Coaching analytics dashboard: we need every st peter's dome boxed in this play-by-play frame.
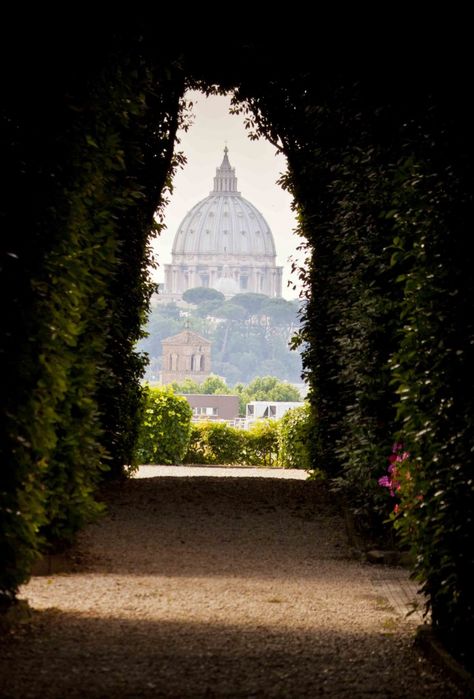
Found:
[164,149,283,298]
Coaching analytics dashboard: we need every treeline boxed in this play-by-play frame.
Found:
[139,289,303,384]
[168,374,301,416]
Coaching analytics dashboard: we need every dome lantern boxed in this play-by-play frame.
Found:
[212,146,240,194]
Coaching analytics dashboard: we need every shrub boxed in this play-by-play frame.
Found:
[245,420,279,466]
[135,387,192,464]
[184,419,284,467]
[184,421,244,465]
[183,423,210,464]
[278,404,314,470]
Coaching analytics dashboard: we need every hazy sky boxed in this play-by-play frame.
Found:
[152,90,302,299]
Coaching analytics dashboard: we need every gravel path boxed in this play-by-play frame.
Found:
[0,473,462,698]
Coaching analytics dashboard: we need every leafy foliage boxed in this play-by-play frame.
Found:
[0,37,185,598]
[386,143,474,668]
[170,375,301,417]
[135,387,192,465]
[231,293,268,315]
[245,420,279,467]
[182,287,225,305]
[278,404,315,470]
[170,374,230,395]
[183,419,279,466]
[184,421,244,465]
[235,71,474,666]
[140,292,303,385]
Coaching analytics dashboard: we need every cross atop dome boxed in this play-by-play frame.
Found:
[222,144,230,165]
[212,146,240,194]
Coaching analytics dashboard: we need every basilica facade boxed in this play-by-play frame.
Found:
[164,148,283,298]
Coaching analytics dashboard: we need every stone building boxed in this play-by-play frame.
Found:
[164,148,283,298]
[161,329,211,385]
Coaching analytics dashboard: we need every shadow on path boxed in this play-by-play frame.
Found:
[0,476,462,698]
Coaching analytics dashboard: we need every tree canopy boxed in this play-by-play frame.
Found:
[139,293,303,385]
[170,375,301,416]
[182,287,224,305]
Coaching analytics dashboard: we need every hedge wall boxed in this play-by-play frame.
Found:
[235,69,474,667]
[2,31,473,670]
[0,36,185,600]
[183,420,280,467]
[278,404,315,471]
[135,387,192,465]
[387,122,474,666]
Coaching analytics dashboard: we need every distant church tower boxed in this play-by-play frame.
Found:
[161,329,211,385]
[164,148,283,298]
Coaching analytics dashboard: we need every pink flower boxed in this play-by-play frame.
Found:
[394,504,400,514]
[392,442,403,453]
[378,476,391,487]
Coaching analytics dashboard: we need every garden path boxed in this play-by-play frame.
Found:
[0,469,462,698]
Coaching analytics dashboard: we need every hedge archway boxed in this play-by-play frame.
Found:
[1,30,473,668]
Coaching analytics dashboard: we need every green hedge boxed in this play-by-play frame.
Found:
[388,141,474,668]
[278,404,314,470]
[135,387,192,465]
[236,74,474,667]
[183,417,300,468]
[0,40,184,601]
[245,420,279,467]
[184,422,244,465]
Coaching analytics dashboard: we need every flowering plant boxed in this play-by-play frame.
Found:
[378,442,410,514]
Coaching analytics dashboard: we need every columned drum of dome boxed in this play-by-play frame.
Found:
[164,148,283,298]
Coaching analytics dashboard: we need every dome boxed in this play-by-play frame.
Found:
[171,148,277,258]
[164,149,283,298]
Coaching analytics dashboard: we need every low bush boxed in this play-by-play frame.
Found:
[245,420,279,466]
[135,387,192,464]
[183,421,244,465]
[184,416,295,467]
[278,404,315,469]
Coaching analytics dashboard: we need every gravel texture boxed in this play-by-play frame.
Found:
[0,472,463,698]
